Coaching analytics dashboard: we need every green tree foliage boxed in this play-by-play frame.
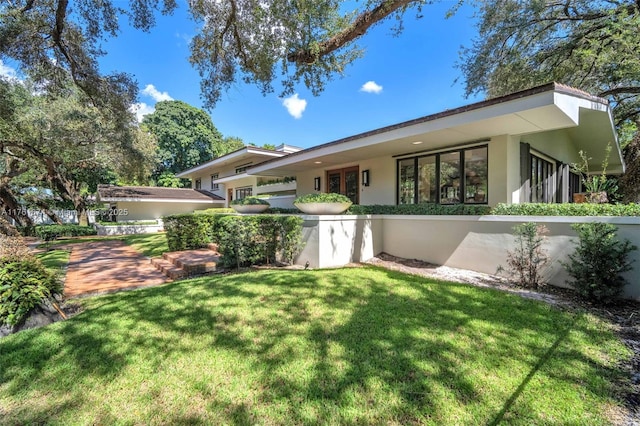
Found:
[142,100,240,182]
[460,0,640,200]
[2,0,431,110]
[0,78,155,225]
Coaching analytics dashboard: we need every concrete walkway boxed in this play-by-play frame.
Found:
[64,240,170,298]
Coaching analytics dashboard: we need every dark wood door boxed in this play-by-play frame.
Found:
[326,166,359,204]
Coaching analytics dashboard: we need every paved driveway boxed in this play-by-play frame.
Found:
[64,240,169,298]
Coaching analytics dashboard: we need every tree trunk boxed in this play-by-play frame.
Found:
[0,185,33,227]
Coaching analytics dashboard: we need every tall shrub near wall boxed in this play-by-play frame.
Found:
[217,215,304,269]
[163,213,233,251]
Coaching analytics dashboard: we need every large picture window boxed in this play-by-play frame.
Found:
[398,145,488,205]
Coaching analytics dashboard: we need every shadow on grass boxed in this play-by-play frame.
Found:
[0,266,625,424]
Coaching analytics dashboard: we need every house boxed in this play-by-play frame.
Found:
[96,185,225,222]
[248,83,623,206]
[176,144,301,209]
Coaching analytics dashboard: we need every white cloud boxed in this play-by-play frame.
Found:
[130,102,156,123]
[360,81,383,94]
[130,84,174,122]
[282,93,307,119]
[0,60,18,80]
[141,84,173,102]
[176,32,193,45]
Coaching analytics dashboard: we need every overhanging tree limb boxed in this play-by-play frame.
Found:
[287,0,416,64]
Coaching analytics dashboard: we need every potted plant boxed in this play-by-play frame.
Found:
[293,193,352,214]
[571,144,612,204]
[230,196,270,213]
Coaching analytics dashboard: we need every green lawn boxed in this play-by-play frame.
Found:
[0,267,629,425]
[121,233,169,257]
[36,233,169,258]
[35,249,71,279]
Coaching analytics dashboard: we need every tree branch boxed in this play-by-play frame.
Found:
[599,86,640,97]
[287,0,415,64]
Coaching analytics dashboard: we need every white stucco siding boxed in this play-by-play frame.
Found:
[522,129,581,166]
[294,156,395,205]
[358,156,396,205]
[114,201,216,221]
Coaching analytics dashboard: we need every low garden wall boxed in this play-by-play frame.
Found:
[94,221,163,236]
[295,215,640,300]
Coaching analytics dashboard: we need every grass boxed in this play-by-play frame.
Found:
[0,267,630,425]
[36,233,169,258]
[35,250,71,278]
[121,233,169,258]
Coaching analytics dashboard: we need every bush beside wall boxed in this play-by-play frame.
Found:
[217,215,303,268]
[164,213,233,251]
[491,202,640,216]
[164,212,304,268]
[348,204,492,215]
[35,224,97,241]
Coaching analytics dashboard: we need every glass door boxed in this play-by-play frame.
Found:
[326,166,359,204]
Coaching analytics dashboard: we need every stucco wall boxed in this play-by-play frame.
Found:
[260,195,296,209]
[295,156,395,205]
[115,201,215,221]
[295,215,383,268]
[522,129,581,166]
[296,214,640,301]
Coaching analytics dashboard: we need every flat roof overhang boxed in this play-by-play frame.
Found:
[249,85,623,176]
[176,147,286,178]
[100,197,225,203]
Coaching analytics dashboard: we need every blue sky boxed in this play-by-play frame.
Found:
[2,1,485,150]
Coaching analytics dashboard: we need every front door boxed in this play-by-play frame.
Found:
[227,188,233,207]
[327,166,359,204]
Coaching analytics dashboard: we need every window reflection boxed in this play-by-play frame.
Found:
[440,152,461,204]
[398,145,488,205]
[464,148,488,203]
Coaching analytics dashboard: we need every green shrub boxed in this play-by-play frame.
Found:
[295,193,352,204]
[348,203,491,215]
[0,259,62,326]
[164,214,220,251]
[491,202,640,216]
[194,208,236,215]
[502,223,549,289]
[231,196,270,206]
[218,216,261,268]
[266,207,300,214]
[563,222,637,304]
[35,224,97,241]
[217,215,304,269]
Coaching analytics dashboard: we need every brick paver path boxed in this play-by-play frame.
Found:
[64,240,169,298]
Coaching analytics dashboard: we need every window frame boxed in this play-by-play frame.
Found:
[396,144,488,205]
[194,178,202,190]
[235,186,253,200]
[211,173,219,190]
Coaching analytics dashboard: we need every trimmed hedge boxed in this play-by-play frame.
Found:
[217,215,303,268]
[348,204,492,215]
[35,224,97,241]
[194,208,236,215]
[491,202,640,216]
[164,213,234,252]
[164,212,304,267]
